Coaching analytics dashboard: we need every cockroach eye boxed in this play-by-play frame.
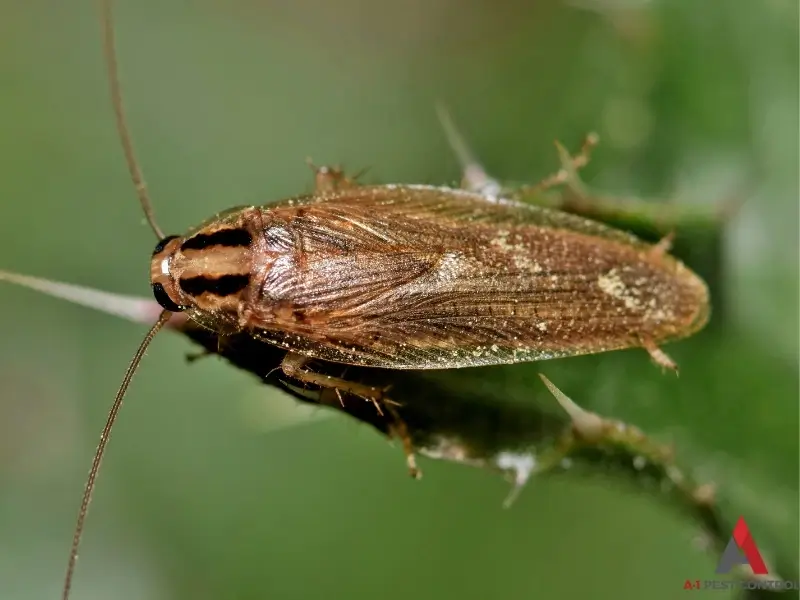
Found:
[151,282,186,312]
[152,235,180,256]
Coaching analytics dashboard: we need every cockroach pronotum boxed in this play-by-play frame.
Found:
[0,1,710,598]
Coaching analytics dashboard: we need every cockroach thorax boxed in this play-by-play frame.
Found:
[149,222,256,316]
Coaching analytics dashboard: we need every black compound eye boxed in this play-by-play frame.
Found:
[152,235,180,256]
[152,282,186,312]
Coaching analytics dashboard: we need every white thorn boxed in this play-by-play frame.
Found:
[539,374,605,442]
[0,270,162,324]
[435,102,502,197]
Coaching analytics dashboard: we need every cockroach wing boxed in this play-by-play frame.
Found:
[241,185,709,369]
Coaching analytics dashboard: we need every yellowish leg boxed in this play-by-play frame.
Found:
[648,231,675,258]
[523,133,599,194]
[280,352,420,477]
[185,332,232,363]
[185,349,213,363]
[281,353,387,405]
[306,159,366,192]
[641,337,678,373]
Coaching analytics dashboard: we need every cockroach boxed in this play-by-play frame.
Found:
[2,1,710,598]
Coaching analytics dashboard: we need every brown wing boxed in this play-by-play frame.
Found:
[241,185,708,369]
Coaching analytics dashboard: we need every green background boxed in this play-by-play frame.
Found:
[0,1,797,599]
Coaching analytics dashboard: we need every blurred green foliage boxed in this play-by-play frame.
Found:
[0,1,797,599]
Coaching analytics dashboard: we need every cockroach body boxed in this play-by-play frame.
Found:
[151,184,708,386]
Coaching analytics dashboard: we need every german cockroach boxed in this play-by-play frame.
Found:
[0,1,711,598]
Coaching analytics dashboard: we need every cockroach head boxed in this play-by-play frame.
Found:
[150,235,187,312]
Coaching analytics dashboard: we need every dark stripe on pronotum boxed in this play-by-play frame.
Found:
[152,235,180,256]
[179,274,250,297]
[180,228,252,251]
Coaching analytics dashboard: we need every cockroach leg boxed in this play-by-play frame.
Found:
[649,231,675,257]
[306,159,362,192]
[279,354,420,477]
[185,348,213,363]
[640,337,679,374]
[280,352,391,407]
[362,394,385,417]
[385,404,421,479]
[641,338,679,373]
[278,379,324,403]
[435,103,503,198]
[187,335,231,362]
[569,132,599,170]
[523,133,599,195]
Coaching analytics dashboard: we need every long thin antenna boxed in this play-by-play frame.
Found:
[62,310,172,600]
[100,0,164,240]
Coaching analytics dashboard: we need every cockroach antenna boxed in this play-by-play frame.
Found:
[61,310,171,600]
[62,2,173,598]
[100,0,163,240]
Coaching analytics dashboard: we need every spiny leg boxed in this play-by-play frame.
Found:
[185,331,233,363]
[280,352,420,477]
[185,348,213,363]
[281,352,388,408]
[306,158,367,192]
[640,337,679,374]
[648,231,675,258]
[522,133,599,195]
[384,404,421,479]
